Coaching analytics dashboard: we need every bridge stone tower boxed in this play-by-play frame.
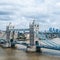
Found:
[6,23,15,47]
[6,26,10,42]
[29,20,39,46]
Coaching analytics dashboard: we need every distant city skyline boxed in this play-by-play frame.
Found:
[0,0,60,31]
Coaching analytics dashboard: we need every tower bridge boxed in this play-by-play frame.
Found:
[0,20,60,52]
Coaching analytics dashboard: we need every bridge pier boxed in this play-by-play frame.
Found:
[10,39,15,48]
[35,41,41,53]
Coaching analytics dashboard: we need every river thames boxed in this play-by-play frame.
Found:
[0,47,60,60]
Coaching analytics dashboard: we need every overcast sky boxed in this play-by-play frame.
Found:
[0,0,60,31]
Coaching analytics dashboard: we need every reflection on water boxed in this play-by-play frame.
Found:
[0,47,60,60]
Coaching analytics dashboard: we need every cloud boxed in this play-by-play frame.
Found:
[0,0,59,31]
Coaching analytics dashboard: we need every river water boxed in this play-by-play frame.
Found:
[0,47,60,60]
[0,38,60,60]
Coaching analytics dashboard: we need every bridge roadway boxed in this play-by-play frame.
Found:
[0,38,60,50]
[38,40,60,50]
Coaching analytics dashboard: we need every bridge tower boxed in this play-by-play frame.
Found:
[11,26,15,40]
[29,21,34,46]
[6,22,15,47]
[6,26,10,42]
[29,20,39,46]
[29,20,41,52]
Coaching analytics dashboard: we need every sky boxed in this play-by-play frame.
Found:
[0,0,60,31]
